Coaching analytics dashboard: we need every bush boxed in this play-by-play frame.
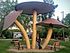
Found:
[2,30,13,39]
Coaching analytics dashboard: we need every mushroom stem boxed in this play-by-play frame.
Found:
[42,28,53,49]
[15,20,30,49]
[32,10,37,49]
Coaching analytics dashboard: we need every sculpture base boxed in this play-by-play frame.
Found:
[8,49,54,53]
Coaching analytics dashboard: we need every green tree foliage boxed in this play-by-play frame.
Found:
[42,0,58,20]
[43,0,54,4]
[62,13,70,26]
[2,29,13,39]
[17,14,32,30]
[61,13,70,36]
[0,0,17,19]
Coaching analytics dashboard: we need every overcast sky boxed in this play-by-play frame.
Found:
[17,0,70,20]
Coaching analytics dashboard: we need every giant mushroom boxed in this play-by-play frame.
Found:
[37,18,66,49]
[3,1,55,49]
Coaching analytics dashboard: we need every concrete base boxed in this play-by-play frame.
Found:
[8,49,54,53]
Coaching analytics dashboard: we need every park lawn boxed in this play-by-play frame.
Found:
[0,40,11,53]
[52,40,70,53]
[0,40,70,53]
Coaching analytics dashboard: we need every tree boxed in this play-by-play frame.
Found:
[17,14,31,30]
[57,16,60,21]
[2,29,13,39]
[61,13,70,37]
[42,0,58,20]
[62,13,70,26]
[0,0,17,19]
[43,0,54,4]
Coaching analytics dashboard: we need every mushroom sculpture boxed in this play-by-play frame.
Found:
[37,18,66,49]
[3,1,54,49]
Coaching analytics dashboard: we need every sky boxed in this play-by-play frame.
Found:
[17,0,70,20]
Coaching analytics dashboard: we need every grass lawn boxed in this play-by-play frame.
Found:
[0,40,11,53]
[0,40,70,53]
[53,41,70,53]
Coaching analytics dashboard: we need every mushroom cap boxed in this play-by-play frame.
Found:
[3,10,22,30]
[15,1,54,15]
[37,18,66,27]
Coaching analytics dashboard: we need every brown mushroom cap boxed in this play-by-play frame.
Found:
[37,18,67,27]
[3,10,22,30]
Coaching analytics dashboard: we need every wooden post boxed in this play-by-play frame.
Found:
[32,10,37,49]
[42,28,53,49]
[15,20,30,49]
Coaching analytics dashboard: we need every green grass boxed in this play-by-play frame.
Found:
[52,41,70,53]
[0,40,70,53]
[0,40,11,53]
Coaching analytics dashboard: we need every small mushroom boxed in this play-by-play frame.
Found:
[37,18,66,49]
